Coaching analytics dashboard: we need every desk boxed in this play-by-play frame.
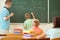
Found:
[23,38,50,40]
[0,34,7,36]
[0,34,50,40]
[1,37,50,40]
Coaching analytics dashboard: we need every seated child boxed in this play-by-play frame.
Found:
[30,19,43,36]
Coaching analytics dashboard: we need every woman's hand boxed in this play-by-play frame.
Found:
[31,12,35,19]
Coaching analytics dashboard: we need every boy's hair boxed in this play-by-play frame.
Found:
[5,0,12,4]
[53,16,60,28]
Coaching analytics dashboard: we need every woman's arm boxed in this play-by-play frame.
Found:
[31,12,36,19]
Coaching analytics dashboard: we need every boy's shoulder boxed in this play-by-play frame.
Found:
[46,28,60,33]
[1,7,8,12]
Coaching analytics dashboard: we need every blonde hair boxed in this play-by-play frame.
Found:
[33,19,40,26]
[34,19,40,23]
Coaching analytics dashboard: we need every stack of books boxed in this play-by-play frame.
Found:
[14,28,22,34]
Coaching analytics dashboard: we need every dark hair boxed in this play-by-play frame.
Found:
[53,16,60,28]
[5,0,12,4]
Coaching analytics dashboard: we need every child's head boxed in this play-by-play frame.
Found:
[5,0,12,8]
[53,16,60,28]
[25,13,31,19]
[33,19,40,26]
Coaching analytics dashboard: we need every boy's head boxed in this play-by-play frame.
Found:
[53,16,60,28]
[5,0,12,8]
[25,13,31,19]
[33,19,40,26]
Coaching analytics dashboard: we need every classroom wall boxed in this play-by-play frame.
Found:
[0,0,6,10]
[0,0,6,33]
[0,0,53,33]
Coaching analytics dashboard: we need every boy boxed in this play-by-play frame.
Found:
[0,0,14,34]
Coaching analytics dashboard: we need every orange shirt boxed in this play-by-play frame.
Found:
[33,26,43,34]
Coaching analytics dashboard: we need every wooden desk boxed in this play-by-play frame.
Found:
[0,34,50,40]
[23,38,50,40]
[1,37,50,40]
[0,34,7,36]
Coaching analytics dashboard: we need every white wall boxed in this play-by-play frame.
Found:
[9,23,53,33]
[0,0,6,11]
[0,0,6,33]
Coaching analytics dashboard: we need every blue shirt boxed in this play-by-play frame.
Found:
[46,28,60,39]
[0,7,10,30]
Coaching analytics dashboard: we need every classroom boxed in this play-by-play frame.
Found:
[0,0,60,40]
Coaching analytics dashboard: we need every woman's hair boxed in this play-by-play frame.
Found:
[53,16,60,28]
[25,13,30,16]
[25,12,31,19]
[5,0,12,4]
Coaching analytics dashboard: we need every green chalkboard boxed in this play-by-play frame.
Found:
[49,0,60,22]
[9,0,48,23]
